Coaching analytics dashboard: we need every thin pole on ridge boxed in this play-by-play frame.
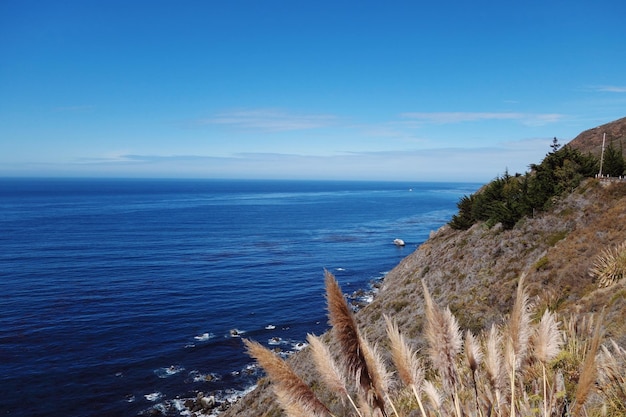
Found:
[599,132,606,177]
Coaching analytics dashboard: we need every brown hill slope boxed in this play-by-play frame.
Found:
[222,178,626,417]
[568,116,626,157]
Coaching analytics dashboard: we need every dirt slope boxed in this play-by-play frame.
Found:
[222,178,626,417]
[568,116,626,157]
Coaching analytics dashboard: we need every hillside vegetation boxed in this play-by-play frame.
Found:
[222,118,626,417]
[448,142,598,230]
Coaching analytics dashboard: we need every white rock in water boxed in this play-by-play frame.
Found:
[201,395,216,409]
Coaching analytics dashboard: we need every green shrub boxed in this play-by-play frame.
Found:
[547,230,568,246]
[534,256,550,271]
[449,145,599,230]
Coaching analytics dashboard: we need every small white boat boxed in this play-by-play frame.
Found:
[393,238,405,246]
[229,329,244,337]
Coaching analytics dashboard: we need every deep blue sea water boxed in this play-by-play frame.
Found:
[0,178,479,416]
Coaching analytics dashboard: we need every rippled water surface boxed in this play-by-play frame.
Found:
[0,178,479,416]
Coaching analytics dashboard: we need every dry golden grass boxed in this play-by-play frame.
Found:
[246,272,623,417]
[244,338,333,417]
[228,179,626,417]
[325,270,388,416]
[597,340,626,416]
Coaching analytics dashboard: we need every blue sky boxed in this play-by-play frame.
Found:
[1,1,625,182]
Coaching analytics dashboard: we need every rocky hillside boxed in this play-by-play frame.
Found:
[569,116,626,157]
[221,121,626,417]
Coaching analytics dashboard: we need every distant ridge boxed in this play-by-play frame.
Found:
[568,116,626,157]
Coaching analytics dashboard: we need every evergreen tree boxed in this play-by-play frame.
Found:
[550,137,561,153]
[449,143,599,230]
[602,141,625,177]
[448,194,475,230]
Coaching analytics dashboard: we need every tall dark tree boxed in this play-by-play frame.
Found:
[602,141,625,177]
[448,194,476,230]
[550,137,561,153]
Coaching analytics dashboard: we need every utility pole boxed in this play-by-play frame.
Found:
[599,132,606,177]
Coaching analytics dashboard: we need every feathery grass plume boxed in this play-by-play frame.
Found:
[359,335,393,405]
[533,309,563,417]
[505,274,532,417]
[465,330,483,373]
[385,315,419,387]
[307,333,363,417]
[589,240,626,287]
[597,339,626,415]
[484,324,505,415]
[572,310,605,416]
[505,273,532,372]
[534,309,563,364]
[423,380,443,415]
[325,270,387,417]
[421,280,462,391]
[465,330,484,417]
[384,315,428,417]
[273,385,323,417]
[421,279,463,417]
[243,338,333,417]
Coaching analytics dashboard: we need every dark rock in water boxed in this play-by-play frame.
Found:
[218,400,232,412]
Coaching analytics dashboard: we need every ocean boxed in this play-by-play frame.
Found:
[0,178,479,416]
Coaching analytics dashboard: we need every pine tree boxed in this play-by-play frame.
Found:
[602,141,625,177]
[550,137,561,153]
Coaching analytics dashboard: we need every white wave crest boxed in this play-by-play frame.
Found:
[194,332,214,341]
[144,392,163,401]
[154,365,185,378]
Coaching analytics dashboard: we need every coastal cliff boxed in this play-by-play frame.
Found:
[221,119,626,417]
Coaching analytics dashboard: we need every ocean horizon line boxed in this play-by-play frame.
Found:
[0,176,484,185]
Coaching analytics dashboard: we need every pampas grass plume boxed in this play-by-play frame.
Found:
[572,310,605,416]
[534,309,563,417]
[484,324,505,412]
[421,280,462,392]
[423,380,443,413]
[307,334,349,398]
[325,270,387,416]
[465,330,483,372]
[534,309,562,364]
[384,315,423,388]
[244,338,332,417]
[307,333,364,417]
[506,273,532,372]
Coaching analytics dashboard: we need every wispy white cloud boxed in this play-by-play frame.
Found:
[74,154,225,165]
[520,113,565,126]
[398,111,564,126]
[58,138,548,181]
[75,152,139,164]
[195,109,338,132]
[591,85,626,93]
[399,112,525,123]
[53,105,96,112]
